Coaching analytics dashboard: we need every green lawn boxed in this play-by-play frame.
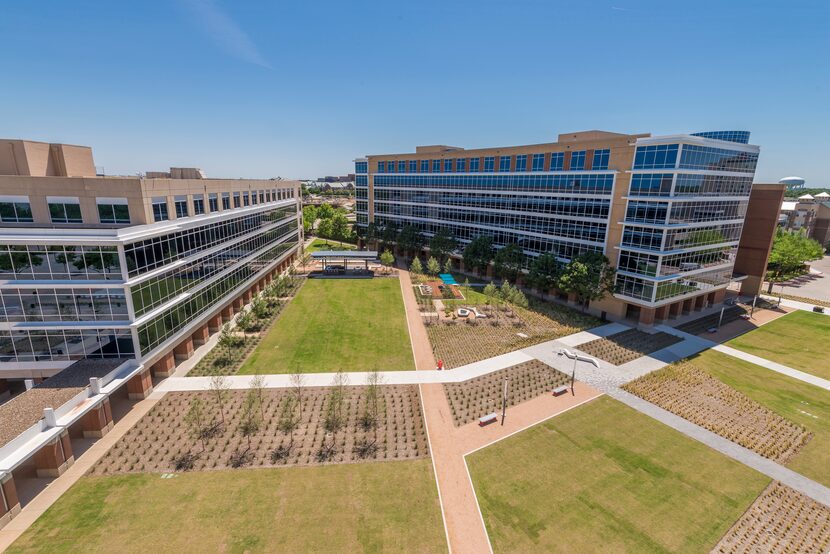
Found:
[8,460,446,554]
[689,349,830,487]
[306,238,357,252]
[467,396,768,553]
[239,278,414,373]
[727,310,830,380]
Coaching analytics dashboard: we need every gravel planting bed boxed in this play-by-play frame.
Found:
[712,481,830,553]
[443,359,570,426]
[90,384,429,474]
[623,362,812,464]
[578,329,683,365]
[426,304,594,369]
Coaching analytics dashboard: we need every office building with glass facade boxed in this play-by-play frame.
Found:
[355,129,759,324]
[0,139,302,383]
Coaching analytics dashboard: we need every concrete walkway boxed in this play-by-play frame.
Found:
[608,388,830,507]
[762,295,830,316]
[0,394,162,551]
[713,344,830,392]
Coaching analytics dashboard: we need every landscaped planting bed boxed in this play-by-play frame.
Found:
[712,481,830,554]
[443,359,570,426]
[578,329,683,365]
[623,362,812,463]
[90,384,428,474]
[426,304,595,368]
[188,275,307,376]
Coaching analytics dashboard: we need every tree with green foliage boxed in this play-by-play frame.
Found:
[316,203,335,220]
[429,228,457,263]
[527,253,563,293]
[410,257,423,274]
[184,397,207,452]
[397,225,424,261]
[209,375,230,425]
[426,256,441,276]
[558,252,616,310]
[766,229,824,292]
[276,394,300,456]
[494,243,524,282]
[317,218,334,246]
[330,212,350,246]
[302,205,317,235]
[380,249,395,273]
[238,389,261,450]
[249,373,266,421]
[463,235,495,275]
[381,223,399,251]
[443,258,453,274]
[365,222,379,249]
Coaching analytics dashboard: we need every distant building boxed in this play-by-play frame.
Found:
[779,176,806,190]
[779,193,830,246]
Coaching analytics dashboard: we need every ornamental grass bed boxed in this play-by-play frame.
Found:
[712,481,830,554]
[578,329,683,366]
[623,362,812,464]
[91,385,428,475]
[443,359,569,426]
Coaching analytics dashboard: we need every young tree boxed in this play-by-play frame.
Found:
[766,229,824,292]
[527,253,562,293]
[410,256,423,275]
[250,295,270,322]
[289,368,306,415]
[379,249,395,273]
[558,252,616,310]
[209,375,230,424]
[217,323,236,365]
[302,205,318,235]
[429,228,457,263]
[443,257,453,275]
[482,282,499,319]
[426,256,441,276]
[238,389,261,450]
[249,373,266,421]
[362,371,386,442]
[494,243,524,283]
[320,371,349,459]
[277,394,300,451]
[184,397,207,452]
[463,235,495,275]
[317,218,334,246]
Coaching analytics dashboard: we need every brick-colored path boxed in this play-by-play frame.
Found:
[398,267,603,553]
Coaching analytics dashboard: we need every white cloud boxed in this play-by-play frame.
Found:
[180,0,272,69]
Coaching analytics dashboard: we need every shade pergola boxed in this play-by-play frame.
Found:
[311,250,378,270]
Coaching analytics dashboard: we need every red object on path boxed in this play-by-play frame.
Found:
[437,359,444,370]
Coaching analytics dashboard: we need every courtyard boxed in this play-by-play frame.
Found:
[238,278,414,374]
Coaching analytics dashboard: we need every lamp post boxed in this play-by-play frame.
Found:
[559,349,600,395]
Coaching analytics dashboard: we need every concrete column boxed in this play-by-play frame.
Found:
[34,431,74,478]
[208,314,223,333]
[668,301,683,318]
[0,474,21,529]
[694,295,706,311]
[567,292,579,306]
[151,352,176,378]
[191,324,210,347]
[220,306,233,323]
[126,368,153,400]
[712,288,727,304]
[639,307,656,326]
[0,379,9,403]
[655,305,669,322]
[232,297,244,311]
[243,290,252,303]
[173,337,194,362]
[707,291,717,305]
[682,298,694,314]
[81,398,114,438]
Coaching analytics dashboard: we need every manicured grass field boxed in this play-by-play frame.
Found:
[306,238,357,252]
[727,310,830,379]
[238,278,414,373]
[690,349,830,487]
[467,396,768,553]
[8,460,446,554]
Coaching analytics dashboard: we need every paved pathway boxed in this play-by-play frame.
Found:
[713,344,830,392]
[0,394,162,551]
[762,294,830,316]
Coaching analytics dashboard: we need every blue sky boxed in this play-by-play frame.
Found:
[1,0,827,183]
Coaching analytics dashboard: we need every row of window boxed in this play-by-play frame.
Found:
[0,199,131,225]
[373,149,611,175]
[137,237,298,355]
[0,329,134,363]
[151,188,295,223]
[0,245,121,281]
[617,246,736,278]
[131,225,298,316]
[620,223,744,252]
[625,200,748,225]
[0,288,128,323]
[629,173,753,198]
[373,215,601,266]
[374,204,607,243]
[372,174,614,194]
[632,143,758,172]
[124,206,296,277]
[615,267,733,303]
[373,190,611,219]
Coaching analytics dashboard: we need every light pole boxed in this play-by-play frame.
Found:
[501,379,508,426]
[558,349,600,395]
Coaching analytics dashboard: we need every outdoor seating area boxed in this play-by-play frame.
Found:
[308,250,378,279]
[578,329,683,366]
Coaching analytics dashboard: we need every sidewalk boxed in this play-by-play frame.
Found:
[713,344,830,392]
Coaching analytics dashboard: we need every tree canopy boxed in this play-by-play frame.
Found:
[462,235,495,274]
[527,253,562,292]
[557,251,615,309]
[429,228,457,262]
[766,229,824,289]
[396,225,424,259]
[494,243,524,282]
